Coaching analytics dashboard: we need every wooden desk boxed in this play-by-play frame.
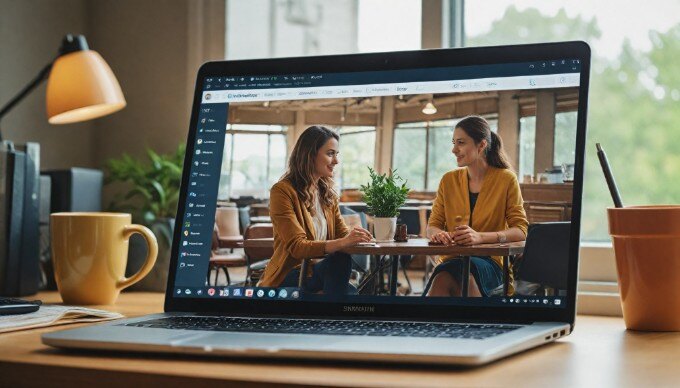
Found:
[2,292,679,387]
[244,238,524,297]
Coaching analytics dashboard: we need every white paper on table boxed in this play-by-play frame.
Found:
[0,304,124,334]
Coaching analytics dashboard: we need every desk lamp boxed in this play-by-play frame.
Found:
[0,34,125,140]
[0,34,125,296]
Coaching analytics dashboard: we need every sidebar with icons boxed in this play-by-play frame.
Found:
[174,102,228,291]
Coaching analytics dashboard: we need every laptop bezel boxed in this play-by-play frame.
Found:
[165,41,590,327]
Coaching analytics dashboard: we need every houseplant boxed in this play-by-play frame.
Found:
[359,167,410,242]
[105,144,185,291]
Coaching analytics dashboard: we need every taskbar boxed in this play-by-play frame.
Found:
[175,286,300,299]
[173,286,566,307]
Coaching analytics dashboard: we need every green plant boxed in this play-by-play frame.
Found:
[359,167,410,218]
[105,144,185,228]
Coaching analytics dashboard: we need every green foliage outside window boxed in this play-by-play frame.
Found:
[467,5,680,241]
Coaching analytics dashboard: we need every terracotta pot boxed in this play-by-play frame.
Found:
[608,206,680,331]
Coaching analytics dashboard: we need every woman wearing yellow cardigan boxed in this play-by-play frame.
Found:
[426,116,528,297]
[258,126,372,296]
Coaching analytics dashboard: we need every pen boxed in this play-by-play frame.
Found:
[596,143,623,208]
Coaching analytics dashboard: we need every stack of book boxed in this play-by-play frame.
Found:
[0,141,40,296]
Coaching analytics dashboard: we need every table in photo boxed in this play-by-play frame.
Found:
[243,238,525,297]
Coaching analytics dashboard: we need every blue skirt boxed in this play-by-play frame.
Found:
[423,256,503,297]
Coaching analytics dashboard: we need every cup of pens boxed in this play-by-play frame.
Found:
[598,143,680,331]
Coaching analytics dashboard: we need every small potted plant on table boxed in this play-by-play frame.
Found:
[360,168,410,242]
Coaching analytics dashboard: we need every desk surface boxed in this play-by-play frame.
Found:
[1,292,679,387]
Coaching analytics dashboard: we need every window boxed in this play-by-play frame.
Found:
[335,126,376,189]
[519,116,536,180]
[226,0,422,59]
[393,123,427,191]
[394,118,497,191]
[465,1,680,243]
[553,111,577,168]
[464,1,680,315]
[218,124,287,199]
[393,120,453,191]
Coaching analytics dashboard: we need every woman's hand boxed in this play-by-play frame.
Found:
[341,227,373,248]
[430,230,454,245]
[452,225,483,246]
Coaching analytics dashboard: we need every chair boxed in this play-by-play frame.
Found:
[242,224,323,289]
[340,205,370,272]
[514,222,571,296]
[243,223,274,285]
[208,223,247,286]
[422,207,447,290]
[396,207,424,294]
[238,205,251,234]
[215,207,243,249]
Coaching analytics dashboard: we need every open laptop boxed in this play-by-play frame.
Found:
[43,41,590,365]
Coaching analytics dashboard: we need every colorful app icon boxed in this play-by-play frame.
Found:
[245,288,254,297]
[256,289,265,297]
[207,288,215,296]
[279,289,288,298]
[268,289,276,298]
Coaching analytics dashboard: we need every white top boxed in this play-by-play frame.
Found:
[312,196,327,241]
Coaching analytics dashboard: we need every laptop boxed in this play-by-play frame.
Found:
[43,41,590,365]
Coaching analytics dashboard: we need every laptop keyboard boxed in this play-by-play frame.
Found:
[124,316,520,340]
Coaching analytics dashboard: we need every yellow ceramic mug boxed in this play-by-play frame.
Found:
[51,212,158,305]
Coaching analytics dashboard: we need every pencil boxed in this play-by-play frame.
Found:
[596,143,623,208]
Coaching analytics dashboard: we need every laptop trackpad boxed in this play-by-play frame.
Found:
[181,333,341,352]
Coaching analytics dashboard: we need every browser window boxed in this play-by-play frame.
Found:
[173,59,581,309]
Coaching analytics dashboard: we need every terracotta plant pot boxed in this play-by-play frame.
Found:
[608,206,680,331]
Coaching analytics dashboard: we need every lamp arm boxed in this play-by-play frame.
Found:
[0,60,54,142]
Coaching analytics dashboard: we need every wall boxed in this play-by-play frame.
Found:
[0,0,95,169]
[88,0,225,167]
[1,0,225,203]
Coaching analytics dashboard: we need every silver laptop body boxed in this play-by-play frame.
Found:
[43,41,590,366]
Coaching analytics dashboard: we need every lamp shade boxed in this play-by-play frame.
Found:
[422,101,437,115]
[46,50,126,124]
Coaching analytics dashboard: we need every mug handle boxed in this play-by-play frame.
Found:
[116,224,159,290]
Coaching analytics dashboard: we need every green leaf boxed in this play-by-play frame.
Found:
[360,167,410,217]
[104,143,184,227]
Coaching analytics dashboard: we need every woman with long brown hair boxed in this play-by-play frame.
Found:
[425,116,529,297]
[258,126,373,296]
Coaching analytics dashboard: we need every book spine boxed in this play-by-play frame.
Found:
[0,141,14,290]
[18,142,41,295]
[3,150,25,295]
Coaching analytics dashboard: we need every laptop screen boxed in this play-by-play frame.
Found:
[171,51,584,311]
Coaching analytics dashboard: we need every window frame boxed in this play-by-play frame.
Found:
[336,125,377,190]
[222,124,288,199]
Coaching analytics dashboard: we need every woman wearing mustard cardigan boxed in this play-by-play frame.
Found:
[258,126,373,296]
[425,116,528,297]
